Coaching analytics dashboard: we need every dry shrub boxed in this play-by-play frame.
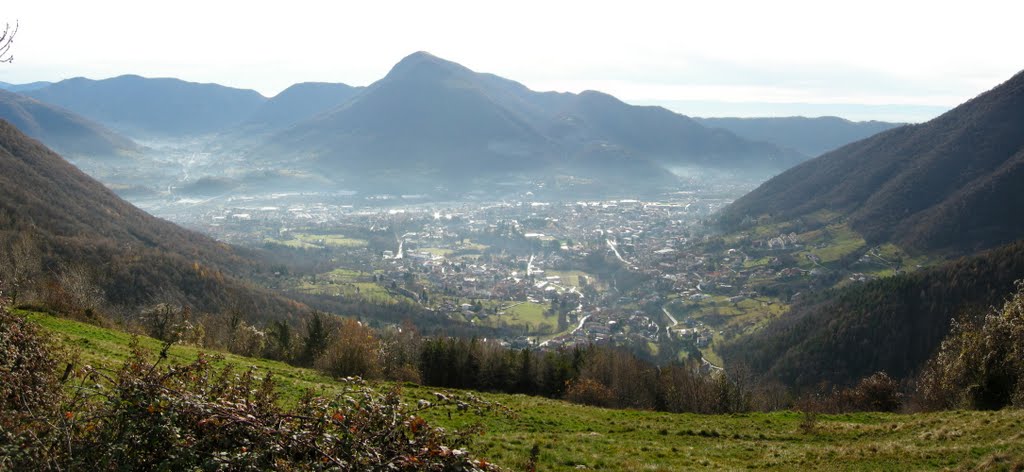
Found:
[315,318,382,380]
[916,280,1024,411]
[565,378,616,408]
[0,309,504,470]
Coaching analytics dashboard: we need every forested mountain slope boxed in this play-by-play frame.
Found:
[0,119,301,320]
[720,69,1024,256]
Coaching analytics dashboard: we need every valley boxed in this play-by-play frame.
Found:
[105,153,936,368]
[2,11,1023,467]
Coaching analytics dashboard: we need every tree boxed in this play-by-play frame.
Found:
[0,232,42,306]
[50,264,105,318]
[140,303,192,343]
[316,318,381,379]
[300,310,330,366]
[0,21,16,63]
[264,319,294,361]
[917,281,1024,410]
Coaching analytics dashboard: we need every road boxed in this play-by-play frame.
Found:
[661,306,679,339]
[702,357,724,373]
[538,313,592,348]
[606,239,627,264]
[662,305,722,372]
[571,314,592,335]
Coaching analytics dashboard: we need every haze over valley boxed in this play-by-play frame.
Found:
[3,2,1024,470]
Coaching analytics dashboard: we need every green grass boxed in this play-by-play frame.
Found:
[471,301,559,334]
[290,268,398,303]
[418,247,454,257]
[505,301,546,319]
[268,232,367,249]
[28,312,1024,471]
[667,296,789,368]
[26,311,344,403]
[457,240,489,252]
[544,270,593,289]
[797,224,867,266]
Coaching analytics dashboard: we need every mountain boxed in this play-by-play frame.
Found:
[263,52,556,178]
[694,116,903,157]
[241,82,363,131]
[258,52,804,191]
[722,240,1024,389]
[0,119,301,321]
[0,80,53,92]
[26,75,267,137]
[556,91,804,169]
[720,69,1024,255]
[0,89,138,158]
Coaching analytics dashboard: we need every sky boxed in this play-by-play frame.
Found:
[2,0,1022,122]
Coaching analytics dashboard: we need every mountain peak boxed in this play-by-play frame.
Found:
[402,50,440,61]
[384,51,470,81]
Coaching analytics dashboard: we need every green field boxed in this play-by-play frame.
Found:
[290,268,398,303]
[457,240,489,252]
[796,224,867,267]
[268,232,367,249]
[28,312,1024,471]
[417,247,455,257]
[499,301,557,333]
[468,300,559,334]
[545,270,593,289]
[668,296,788,366]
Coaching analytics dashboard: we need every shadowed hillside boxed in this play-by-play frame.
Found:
[722,239,1024,390]
[0,89,138,158]
[695,116,902,157]
[0,119,302,320]
[720,69,1024,256]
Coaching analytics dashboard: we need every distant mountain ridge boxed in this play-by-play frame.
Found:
[0,89,138,158]
[720,68,1024,255]
[242,82,363,131]
[695,116,903,157]
[257,52,806,190]
[25,75,267,137]
[0,80,53,93]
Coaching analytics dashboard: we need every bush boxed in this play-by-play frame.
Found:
[565,378,616,408]
[797,372,903,414]
[315,318,382,379]
[0,306,67,469]
[1,312,503,470]
[916,280,1024,410]
[0,307,62,414]
[845,372,902,412]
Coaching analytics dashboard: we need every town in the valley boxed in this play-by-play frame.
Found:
[133,176,918,368]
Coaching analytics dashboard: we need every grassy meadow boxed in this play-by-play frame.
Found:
[27,312,1024,471]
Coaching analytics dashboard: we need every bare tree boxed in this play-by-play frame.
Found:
[0,232,42,305]
[1,21,17,63]
[53,263,105,317]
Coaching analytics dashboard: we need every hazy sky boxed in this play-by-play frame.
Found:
[2,0,1022,122]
